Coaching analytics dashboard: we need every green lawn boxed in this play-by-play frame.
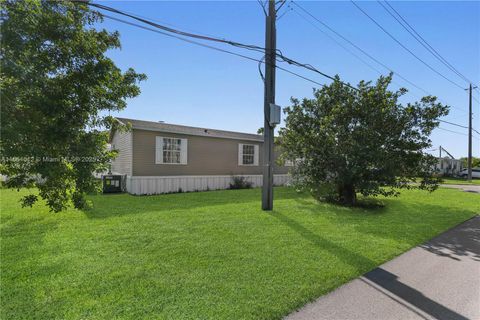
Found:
[1,187,478,319]
[440,177,480,185]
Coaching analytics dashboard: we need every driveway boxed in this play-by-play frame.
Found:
[285,216,480,320]
[441,184,480,194]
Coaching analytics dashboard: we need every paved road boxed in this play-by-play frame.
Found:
[441,184,480,194]
[285,216,480,320]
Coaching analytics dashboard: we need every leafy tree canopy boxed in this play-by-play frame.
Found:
[1,0,146,211]
[279,75,449,206]
[459,157,480,169]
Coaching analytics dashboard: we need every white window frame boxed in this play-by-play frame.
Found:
[284,160,294,167]
[238,143,259,166]
[155,136,188,165]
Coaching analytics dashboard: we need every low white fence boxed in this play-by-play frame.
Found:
[126,174,291,195]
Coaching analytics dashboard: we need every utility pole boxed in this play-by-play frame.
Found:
[467,84,473,181]
[262,0,276,210]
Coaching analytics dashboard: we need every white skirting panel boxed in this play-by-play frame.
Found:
[126,174,291,195]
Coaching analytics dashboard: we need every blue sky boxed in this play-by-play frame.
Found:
[97,1,479,158]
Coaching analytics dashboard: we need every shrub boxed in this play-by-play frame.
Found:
[229,176,253,190]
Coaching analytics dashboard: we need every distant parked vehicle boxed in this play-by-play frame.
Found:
[458,168,480,179]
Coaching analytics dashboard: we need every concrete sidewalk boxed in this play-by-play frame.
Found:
[285,216,480,320]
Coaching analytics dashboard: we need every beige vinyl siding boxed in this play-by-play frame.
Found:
[111,130,133,175]
[132,129,289,176]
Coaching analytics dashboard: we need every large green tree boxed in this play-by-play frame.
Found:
[279,75,449,206]
[459,157,480,169]
[1,0,146,211]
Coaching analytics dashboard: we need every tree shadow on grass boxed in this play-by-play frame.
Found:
[292,196,388,217]
[83,187,308,219]
[0,218,70,319]
[351,201,479,261]
[268,211,377,272]
[292,195,480,262]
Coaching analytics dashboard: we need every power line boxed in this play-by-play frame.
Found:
[99,4,227,41]
[276,0,288,14]
[289,4,447,103]
[101,14,326,88]
[437,127,480,140]
[290,4,434,101]
[379,1,474,85]
[84,1,472,105]
[78,1,357,90]
[87,1,478,141]
[290,0,469,115]
[277,4,293,21]
[290,1,424,95]
[351,1,466,91]
[106,13,479,139]
[290,5,385,77]
[83,2,268,54]
[439,119,480,135]
[257,0,267,16]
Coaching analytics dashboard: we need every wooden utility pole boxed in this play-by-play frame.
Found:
[262,0,276,210]
[467,84,473,181]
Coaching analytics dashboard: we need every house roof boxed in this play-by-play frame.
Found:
[116,118,264,142]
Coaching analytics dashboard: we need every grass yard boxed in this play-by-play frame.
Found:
[1,187,479,319]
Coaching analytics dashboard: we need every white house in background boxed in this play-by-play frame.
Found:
[435,157,463,176]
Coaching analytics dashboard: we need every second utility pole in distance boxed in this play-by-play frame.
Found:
[466,84,478,181]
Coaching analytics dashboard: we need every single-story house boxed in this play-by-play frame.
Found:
[110,118,291,195]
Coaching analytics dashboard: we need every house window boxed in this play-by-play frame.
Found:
[163,138,182,163]
[156,136,187,164]
[243,145,255,165]
[238,143,259,166]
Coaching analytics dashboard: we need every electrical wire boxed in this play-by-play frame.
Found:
[84,1,479,141]
[290,5,385,77]
[257,0,267,16]
[82,1,268,54]
[76,0,356,90]
[276,0,287,13]
[291,1,422,90]
[438,120,480,135]
[100,14,326,88]
[437,127,480,140]
[290,0,469,115]
[378,1,474,85]
[277,5,293,21]
[103,13,479,138]
[96,4,227,41]
[290,4,430,99]
[351,1,466,91]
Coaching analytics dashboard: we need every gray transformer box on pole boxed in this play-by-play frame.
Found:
[269,103,281,126]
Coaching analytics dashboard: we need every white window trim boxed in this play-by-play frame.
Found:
[238,143,259,166]
[284,160,294,167]
[155,136,188,165]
